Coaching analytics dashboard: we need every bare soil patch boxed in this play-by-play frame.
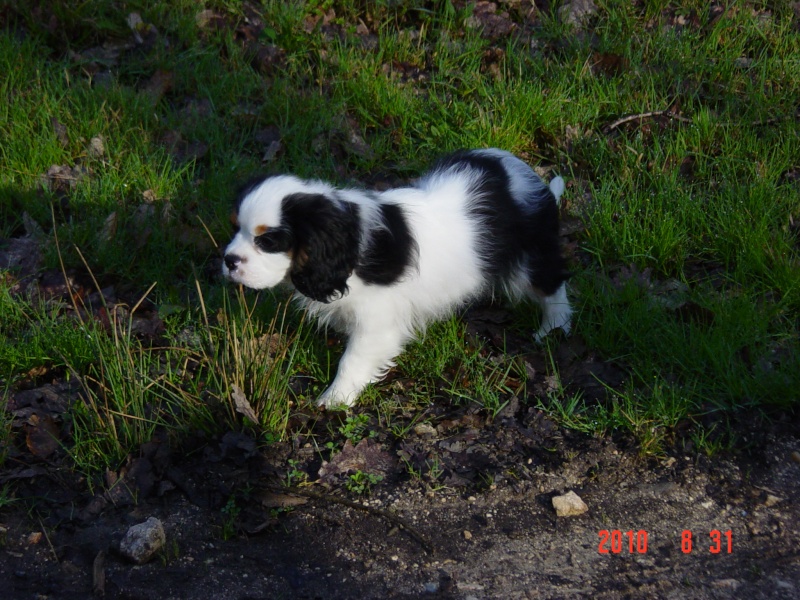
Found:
[2,382,799,599]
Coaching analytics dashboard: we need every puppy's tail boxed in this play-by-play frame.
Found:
[549,176,565,206]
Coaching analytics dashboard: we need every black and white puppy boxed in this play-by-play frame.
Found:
[223,149,572,407]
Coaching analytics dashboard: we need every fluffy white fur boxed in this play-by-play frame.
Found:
[223,149,572,407]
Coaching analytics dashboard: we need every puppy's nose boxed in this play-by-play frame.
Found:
[224,254,242,272]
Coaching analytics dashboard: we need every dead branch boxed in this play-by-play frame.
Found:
[606,110,692,132]
[266,485,434,554]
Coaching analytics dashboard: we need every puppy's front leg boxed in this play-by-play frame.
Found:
[317,325,406,408]
[533,282,573,342]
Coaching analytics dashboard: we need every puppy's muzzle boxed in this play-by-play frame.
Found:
[224,254,243,272]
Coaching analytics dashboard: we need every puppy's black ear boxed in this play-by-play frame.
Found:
[282,193,360,303]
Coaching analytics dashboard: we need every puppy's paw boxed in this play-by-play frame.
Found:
[316,386,357,409]
[534,320,571,343]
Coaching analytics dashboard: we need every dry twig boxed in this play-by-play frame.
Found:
[606,110,692,132]
[266,485,434,554]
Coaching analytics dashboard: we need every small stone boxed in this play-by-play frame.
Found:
[764,494,782,507]
[558,0,598,27]
[27,532,43,545]
[713,578,741,590]
[552,490,589,517]
[463,530,473,540]
[119,517,166,565]
[423,582,439,593]
[413,423,437,437]
[88,135,105,159]
[790,451,800,464]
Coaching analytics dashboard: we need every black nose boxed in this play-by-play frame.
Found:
[224,254,242,272]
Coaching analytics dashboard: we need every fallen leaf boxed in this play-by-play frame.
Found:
[100,211,118,242]
[25,413,61,458]
[257,491,309,508]
[232,384,259,423]
[40,164,89,192]
[247,43,286,75]
[51,118,69,147]
[159,130,208,163]
[342,116,375,161]
[218,430,258,463]
[319,438,394,483]
[465,2,517,40]
[10,384,72,415]
[0,236,42,280]
[142,69,174,102]
[128,311,165,338]
[195,9,226,30]
[262,140,282,162]
[591,52,629,76]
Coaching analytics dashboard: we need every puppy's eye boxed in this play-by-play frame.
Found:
[255,228,292,253]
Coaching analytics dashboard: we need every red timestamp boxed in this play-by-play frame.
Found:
[597,529,733,554]
[681,529,733,554]
[598,530,649,554]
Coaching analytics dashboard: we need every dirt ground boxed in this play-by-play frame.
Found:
[2,4,800,597]
[2,384,799,599]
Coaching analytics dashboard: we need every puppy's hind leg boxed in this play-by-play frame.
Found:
[532,282,572,342]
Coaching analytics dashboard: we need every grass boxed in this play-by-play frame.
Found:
[0,0,798,476]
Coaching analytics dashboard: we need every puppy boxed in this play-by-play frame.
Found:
[223,149,572,407]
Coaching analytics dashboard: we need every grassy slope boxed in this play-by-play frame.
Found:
[1,0,798,469]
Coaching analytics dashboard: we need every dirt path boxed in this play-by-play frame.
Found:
[2,412,798,599]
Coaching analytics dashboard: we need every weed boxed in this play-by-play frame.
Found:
[66,302,187,474]
[196,286,302,436]
[0,386,11,468]
[425,456,446,490]
[345,470,383,495]
[336,413,375,444]
[158,539,181,566]
[0,483,15,511]
[220,496,241,541]
[400,456,423,482]
[285,458,308,487]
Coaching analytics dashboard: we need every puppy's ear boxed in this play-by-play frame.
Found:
[282,193,360,303]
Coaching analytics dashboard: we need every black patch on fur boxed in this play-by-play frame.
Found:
[281,192,360,303]
[356,203,417,285]
[433,150,570,296]
[255,227,293,254]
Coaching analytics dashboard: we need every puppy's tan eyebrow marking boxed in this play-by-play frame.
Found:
[254,225,268,236]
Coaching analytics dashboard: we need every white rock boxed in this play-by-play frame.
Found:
[413,423,437,437]
[713,578,741,590]
[558,0,598,27]
[552,490,589,517]
[119,517,166,564]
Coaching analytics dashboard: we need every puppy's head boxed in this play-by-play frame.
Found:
[222,175,360,302]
